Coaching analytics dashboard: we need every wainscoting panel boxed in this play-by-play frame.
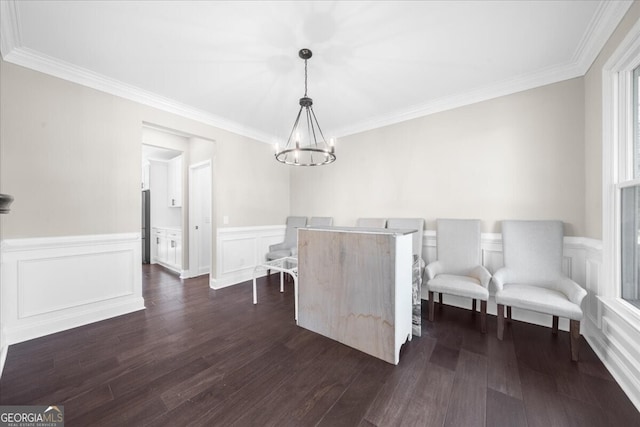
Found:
[220,236,257,275]
[1,233,145,349]
[602,314,640,366]
[18,250,134,318]
[481,249,504,275]
[211,225,285,289]
[585,258,602,328]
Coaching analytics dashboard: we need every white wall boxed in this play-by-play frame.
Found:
[0,63,141,238]
[290,78,586,236]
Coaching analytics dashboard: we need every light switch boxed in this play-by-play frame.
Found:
[223,216,229,225]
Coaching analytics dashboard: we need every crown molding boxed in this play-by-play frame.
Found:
[0,0,633,143]
[1,46,274,144]
[0,0,21,58]
[572,0,633,75]
[332,60,584,138]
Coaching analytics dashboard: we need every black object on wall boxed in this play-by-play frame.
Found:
[0,194,14,214]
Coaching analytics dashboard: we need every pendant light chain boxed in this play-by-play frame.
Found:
[304,58,308,97]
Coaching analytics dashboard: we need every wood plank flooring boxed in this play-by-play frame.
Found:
[1,264,639,426]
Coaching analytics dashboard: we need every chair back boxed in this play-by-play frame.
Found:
[436,219,482,276]
[356,218,387,228]
[309,217,333,227]
[283,216,308,247]
[387,218,424,259]
[501,220,564,283]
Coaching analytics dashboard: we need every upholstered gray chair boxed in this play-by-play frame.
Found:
[494,220,586,361]
[425,219,491,333]
[266,216,307,261]
[309,217,333,227]
[387,218,425,261]
[356,218,387,228]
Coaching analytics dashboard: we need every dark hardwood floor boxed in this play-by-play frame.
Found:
[1,264,639,426]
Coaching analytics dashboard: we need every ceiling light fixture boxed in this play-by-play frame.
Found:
[275,48,336,166]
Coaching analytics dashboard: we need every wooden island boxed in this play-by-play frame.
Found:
[297,226,415,365]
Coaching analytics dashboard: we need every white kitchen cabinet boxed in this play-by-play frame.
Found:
[167,229,182,267]
[167,155,182,208]
[141,161,150,190]
[152,227,182,273]
[153,228,168,265]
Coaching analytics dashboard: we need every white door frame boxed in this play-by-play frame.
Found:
[188,159,212,278]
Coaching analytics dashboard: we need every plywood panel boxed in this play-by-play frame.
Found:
[298,228,412,364]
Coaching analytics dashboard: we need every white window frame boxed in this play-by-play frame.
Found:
[602,18,640,323]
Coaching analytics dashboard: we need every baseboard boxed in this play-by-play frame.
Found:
[4,296,145,345]
[210,268,267,290]
[181,267,210,280]
[153,258,184,277]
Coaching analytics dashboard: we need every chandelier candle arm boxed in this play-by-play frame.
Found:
[275,48,336,166]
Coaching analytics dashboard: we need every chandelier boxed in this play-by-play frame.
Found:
[275,48,336,166]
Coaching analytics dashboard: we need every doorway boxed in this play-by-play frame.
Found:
[189,160,212,277]
[141,143,184,274]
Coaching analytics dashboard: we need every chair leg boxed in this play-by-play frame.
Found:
[570,320,580,362]
[428,291,435,322]
[480,300,487,334]
[552,316,559,335]
[472,299,477,313]
[497,304,505,340]
[438,293,443,305]
[506,306,512,322]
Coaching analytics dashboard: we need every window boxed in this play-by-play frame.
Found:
[603,22,640,314]
[619,66,640,308]
[621,185,640,307]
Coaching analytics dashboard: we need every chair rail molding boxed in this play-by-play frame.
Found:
[0,232,145,376]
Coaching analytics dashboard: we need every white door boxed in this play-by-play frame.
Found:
[189,161,211,276]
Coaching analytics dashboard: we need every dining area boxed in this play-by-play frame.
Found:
[251,215,587,365]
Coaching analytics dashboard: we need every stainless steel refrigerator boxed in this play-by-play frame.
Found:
[142,190,150,263]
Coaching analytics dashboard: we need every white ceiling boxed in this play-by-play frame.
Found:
[0,1,632,143]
